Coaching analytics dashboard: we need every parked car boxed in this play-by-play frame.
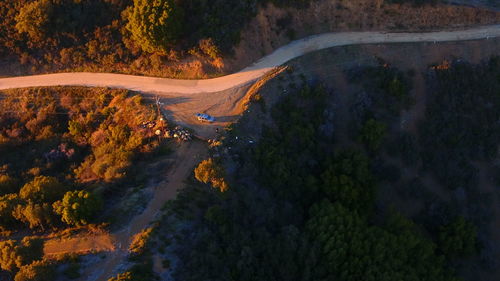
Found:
[195,113,215,122]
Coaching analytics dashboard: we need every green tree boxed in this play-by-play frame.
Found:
[53,190,102,226]
[359,118,387,151]
[19,176,65,204]
[321,150,374,211]
[438,217,477,258]
[15,0,53,41]
[306,200,456,281]
[125,0,184,53]
[14,260,55,281]
[13,203,55,230]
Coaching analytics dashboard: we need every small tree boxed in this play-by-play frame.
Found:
[129,227,153,256]
[53,190,102,226]
[13,203,55,230]
[194,158,229,192]
[125,0,184,53]
[359,119,387,151]
[19,176,65,204]
[0,194,23,229]
[15,0,53,41]
[438,217,477,258]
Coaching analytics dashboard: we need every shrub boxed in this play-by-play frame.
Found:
[0,194,22,229]
[0,237,44,272]
[19,176,65,204]
[108,272,133,281]
[194,158,229,192]
[12,203,55,230]
[129,227,154,256]
[14,260,55,281]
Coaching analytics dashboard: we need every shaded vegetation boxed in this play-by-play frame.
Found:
[420,58,500,190]
[154,81,462,281]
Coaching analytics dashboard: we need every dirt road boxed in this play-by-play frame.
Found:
[1,26,499,94]
[74,140,207,281]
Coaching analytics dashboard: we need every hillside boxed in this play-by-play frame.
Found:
[127,38,500,281]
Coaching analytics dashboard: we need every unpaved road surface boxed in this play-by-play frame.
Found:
[44,234,115,257]
[79,141,207,281]
[1,26,499,94]
[3,26,500,139]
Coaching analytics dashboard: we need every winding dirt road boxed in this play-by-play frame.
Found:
[1,26,500,94]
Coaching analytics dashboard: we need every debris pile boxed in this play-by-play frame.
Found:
[140,121,157,129]
[140,112,193,142]
[164,126,192,141]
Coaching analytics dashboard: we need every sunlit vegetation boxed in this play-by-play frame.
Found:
[125,0,184,54]
[0,237,44,272]
[0,0,316,77]
[194,158,229,192]
[14,260,55,281]
[108,226,158,281]
[0,87,158,233]
[129,227,154,257]
[52,190,103,226]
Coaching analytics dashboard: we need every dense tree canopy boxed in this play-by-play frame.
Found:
[126,0,184,53]
[438,217,477,258]
[420,58,500,190]
[307,201,455,281]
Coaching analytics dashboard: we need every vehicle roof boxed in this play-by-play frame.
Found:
[196,113,213,118]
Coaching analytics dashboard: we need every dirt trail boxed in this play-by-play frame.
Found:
[0,26,499,95]
[44,234,115,257]
[71,140,207,281]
